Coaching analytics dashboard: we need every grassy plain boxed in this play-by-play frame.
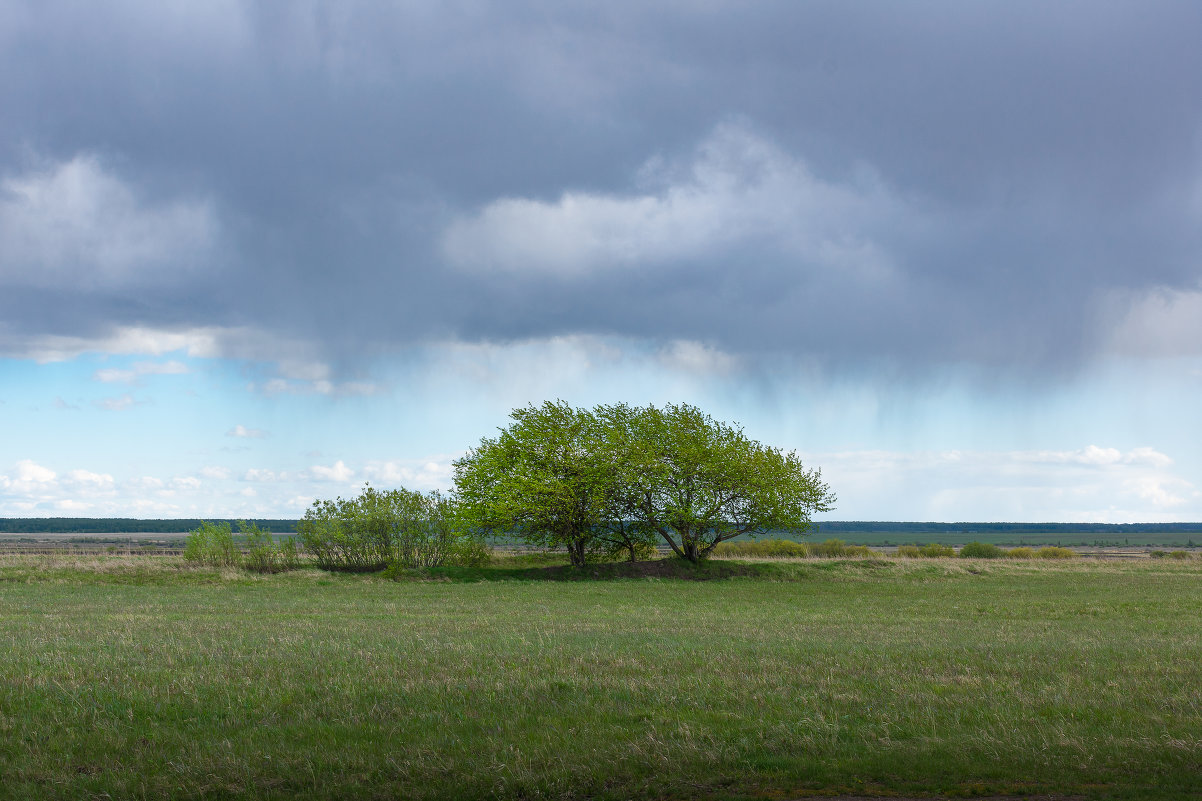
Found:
[1,554,1200,800]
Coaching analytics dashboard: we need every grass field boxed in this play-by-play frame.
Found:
[1,553,1200,800]
[813,530,1202,549]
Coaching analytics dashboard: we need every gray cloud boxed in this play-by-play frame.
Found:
[1,0,1199,380]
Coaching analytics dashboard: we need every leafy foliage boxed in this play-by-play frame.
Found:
[600,402,835,562]
[454,401,631,567]
[182,521,241,567]
[958,541,1004,559]
[241,521,300,573]
[455,401,835,564]
[298,485,479,571]
[1035,546,1075,559]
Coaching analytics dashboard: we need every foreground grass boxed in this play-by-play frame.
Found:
[1,555,1200,800]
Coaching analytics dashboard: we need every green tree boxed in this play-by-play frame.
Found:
[453,400,622,567]
[602,402,835,563]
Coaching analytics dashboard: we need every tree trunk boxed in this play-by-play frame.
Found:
[683,540,700,563]
[567,539,587,567]
[626,543,637,562]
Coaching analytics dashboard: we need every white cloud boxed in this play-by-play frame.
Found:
[242,468,278,482]
[811,445,1197,523]
[1104,288,1202,358]
[227,424,268,439]
[16,459,56,484]
[308,460,355,482]
[94,360,189,384]
[361,459,453,491]
[0,326,226,364]
[656,340,737,376]
[0,154,217,289]
[64,469,115,490]
[443,121,907,279]
[95,394,137,411]
[249,377,384,397]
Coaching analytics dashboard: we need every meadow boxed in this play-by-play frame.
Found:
[1,553,1200,800]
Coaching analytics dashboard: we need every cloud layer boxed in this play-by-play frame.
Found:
[0,1,1197,383]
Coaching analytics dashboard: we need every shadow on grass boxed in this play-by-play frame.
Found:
[393,557,901,583]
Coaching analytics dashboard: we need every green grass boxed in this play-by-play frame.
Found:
[1,554,1200,799]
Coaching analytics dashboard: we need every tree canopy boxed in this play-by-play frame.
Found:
[453,401,617,567]
[453,401,835,563]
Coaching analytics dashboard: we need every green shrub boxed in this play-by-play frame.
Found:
[809,538,848,557]
[1169,550,1190,560]
[183,521,241,568]
[919,543,956,558]
[842,545,878,557]
[714,539,809,558]
[300,485,485,572]
[1006,547,1034,559]
[451,538,494,567]
[959,541,1004,559]
[1035,546,1074,560]
[242,522,300,574]
[895,545,921,558]
[1150,550,1168,559]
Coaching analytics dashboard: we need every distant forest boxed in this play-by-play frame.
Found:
[0,518,298,534]
[1,518,1200,535]
[817,521,1202,534]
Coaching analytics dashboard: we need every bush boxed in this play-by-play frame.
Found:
[242,522,300,574]
[959,541,1004,559]
[895,545,921,558]
[842,545,878,557]
[1150,550,1168,559]
[1035,546,1074,560]
[713,539,809,559]
[919,543,956,558]
[1169,550,1190,560]
[810,539,848,557]
[183,521,241,567]
[1006,547,1034,559]
[299,485,486,571]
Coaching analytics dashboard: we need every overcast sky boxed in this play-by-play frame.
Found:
[2,1,1200,521]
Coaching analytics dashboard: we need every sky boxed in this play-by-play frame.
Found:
[2,1,1201,522]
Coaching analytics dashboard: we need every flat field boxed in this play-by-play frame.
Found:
[1,554,1200,800]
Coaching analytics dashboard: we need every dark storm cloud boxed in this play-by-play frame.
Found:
[1,1,1199,377]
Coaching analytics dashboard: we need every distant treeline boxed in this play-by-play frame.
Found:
[3,518,1201,535]
[0,518,299,534]
[815,521,1202,534]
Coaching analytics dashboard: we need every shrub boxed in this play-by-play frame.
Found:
[714,539,809,559]
[299,485,486,571]
[451,537,494,567]
[959,541,1004,559]
[842,545,878,557]
[1150,550,1168,559]
[1006,547,1034,559]
[1169,550,1190,560]
[242,522,300,574]
[183,521,241,568]
[810,539,848,557]
[895,545,921,558]
[919,543,956,558]
[1035,546,1074,560]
